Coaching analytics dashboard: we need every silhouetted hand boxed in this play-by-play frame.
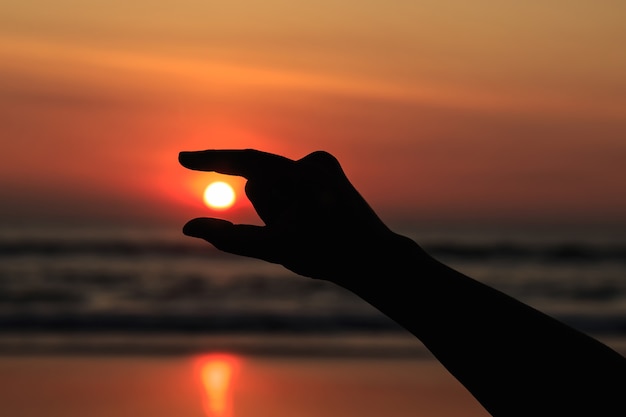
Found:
[179,148,626,417]
[179,149,419,284]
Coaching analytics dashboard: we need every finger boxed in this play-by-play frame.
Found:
[179,149,295,179]
[183,218,278,262]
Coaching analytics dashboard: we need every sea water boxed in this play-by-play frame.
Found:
[1,225,625,356]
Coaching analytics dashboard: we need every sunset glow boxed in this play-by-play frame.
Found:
[197,354,240,417]
[1,1,625,228]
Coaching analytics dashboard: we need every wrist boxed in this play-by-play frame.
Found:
[332,231,431,293]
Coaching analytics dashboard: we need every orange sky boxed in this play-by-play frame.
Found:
[1,1,625,229]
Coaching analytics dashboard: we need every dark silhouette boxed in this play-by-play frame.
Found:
[179,149,626,417]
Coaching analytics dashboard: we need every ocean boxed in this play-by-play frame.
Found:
[1,224,625,357]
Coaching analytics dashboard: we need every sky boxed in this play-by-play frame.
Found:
[1,0,625,230]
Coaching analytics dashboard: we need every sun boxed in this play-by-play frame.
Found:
[203,181,236,209]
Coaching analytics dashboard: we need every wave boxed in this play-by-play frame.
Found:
[2,238,626,263]
[0,312,401,334]
[1,310,624,337]
[425,242,626,263]
[0,239,211,258]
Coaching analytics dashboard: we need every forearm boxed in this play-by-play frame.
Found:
[343,236,626,416]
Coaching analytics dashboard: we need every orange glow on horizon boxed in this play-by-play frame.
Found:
[196,354,240,417]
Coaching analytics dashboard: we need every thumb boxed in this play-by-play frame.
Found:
[183,218,273,261]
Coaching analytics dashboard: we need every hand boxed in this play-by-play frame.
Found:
[179,149,417,284]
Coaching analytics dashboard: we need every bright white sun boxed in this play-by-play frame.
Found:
[203,181,235,209]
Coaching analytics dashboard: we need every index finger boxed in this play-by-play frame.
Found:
[178,149,295,179]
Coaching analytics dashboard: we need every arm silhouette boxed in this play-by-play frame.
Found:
[179,149,626,417]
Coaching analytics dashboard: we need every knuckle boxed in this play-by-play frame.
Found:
[299,150,342,172]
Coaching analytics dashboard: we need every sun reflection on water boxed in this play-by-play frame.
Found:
[196,354,241,417]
